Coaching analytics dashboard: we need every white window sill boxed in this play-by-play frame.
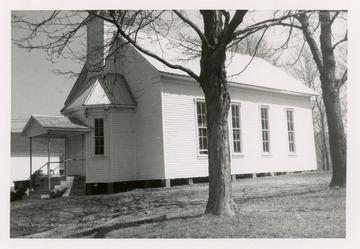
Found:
[232,153,245,158]
[91,155,107,160]
[288,153,297,158]
[197,153,208,159]
[261,153,272,158]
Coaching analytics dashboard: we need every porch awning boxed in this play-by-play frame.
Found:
[21,115,92,138]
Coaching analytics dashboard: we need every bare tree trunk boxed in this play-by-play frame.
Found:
[319,111,330,171]
[319,11,346,187]
[322,87,346,186]
[299,11,347,188]
[200,10,238,216]
[202,67,236,216]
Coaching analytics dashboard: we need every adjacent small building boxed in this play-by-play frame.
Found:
[21,17,318,194]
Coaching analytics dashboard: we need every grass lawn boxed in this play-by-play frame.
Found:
[10,171,346,238]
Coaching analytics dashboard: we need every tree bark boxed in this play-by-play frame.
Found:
[200,10,237,216]
[299,11,347,188]
[322,87,346,186]
[202,69,236,216]
[319,11,346,187]
[320,112,330,171]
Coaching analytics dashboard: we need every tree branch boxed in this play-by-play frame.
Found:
[89,11,201,83]
[220,10,230,28]
[296,12,324,74]
[332,30,348,50]
[330,11,340,24]
[173,10,211,49]
[233,10,309,38]
[228,27,268,79]
[335,69,348,90]
[223,10,247,44]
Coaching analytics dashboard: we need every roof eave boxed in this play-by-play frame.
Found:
[160,72,319,97]
[62,103,137,114]
[42,127,92,132]
[20,115,36,137]
[229,81,319,97]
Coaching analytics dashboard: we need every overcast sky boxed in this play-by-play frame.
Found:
[11,11,83,132]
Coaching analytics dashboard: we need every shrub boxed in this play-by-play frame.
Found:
[49,188,68,198]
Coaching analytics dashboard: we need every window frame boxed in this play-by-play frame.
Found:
[230,103,243,155]
[260,105,271,155]
[285,108,296,154]
[94,118,105,156]
[195,99,208,156]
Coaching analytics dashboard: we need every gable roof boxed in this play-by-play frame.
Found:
[135,37,318,96]
[63,65,89,110]
[21,115,92,138]
[62,71,137,112]
[66,22,317,111]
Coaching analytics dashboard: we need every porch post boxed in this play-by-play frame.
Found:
[65,139,68,177]
[48,134,51,190]
[29,137,32,189]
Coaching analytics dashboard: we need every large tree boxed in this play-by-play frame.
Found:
[253,10,347,187]
[294,11,347,188]
[13,10,340,216]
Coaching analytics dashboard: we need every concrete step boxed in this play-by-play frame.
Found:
[52,176,86,197]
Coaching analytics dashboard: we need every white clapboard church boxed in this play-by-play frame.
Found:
[22,16,318,194]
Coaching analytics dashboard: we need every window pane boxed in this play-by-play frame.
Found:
[286,110,295,153]
[196,101,208,154]
[99,146,104,155]
[95,118,104,155]
[231,105,242,153]
[263,141,269,153]
[260,107,270,153]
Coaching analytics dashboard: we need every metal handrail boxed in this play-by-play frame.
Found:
[27,161,63,180]
[52,159,73,173]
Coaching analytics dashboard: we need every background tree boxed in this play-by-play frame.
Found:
[247,10,348,187]
[231,32,274,61]
[290,11,347,188]
[285,48,331,171]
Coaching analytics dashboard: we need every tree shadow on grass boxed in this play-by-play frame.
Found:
[235,186,328,204]
[71,213,202,238]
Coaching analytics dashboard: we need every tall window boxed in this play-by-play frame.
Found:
[260,106,270,153]
[286,109,296,153]
[94,118,104,155]
[196,101,208,154]
[231,104,242,153]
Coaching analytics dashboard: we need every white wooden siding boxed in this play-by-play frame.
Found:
[84,108,110,183]
[118,46,165,180]
[109,109,136,182]
[162,80,208,179]
[162,80,317,179]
